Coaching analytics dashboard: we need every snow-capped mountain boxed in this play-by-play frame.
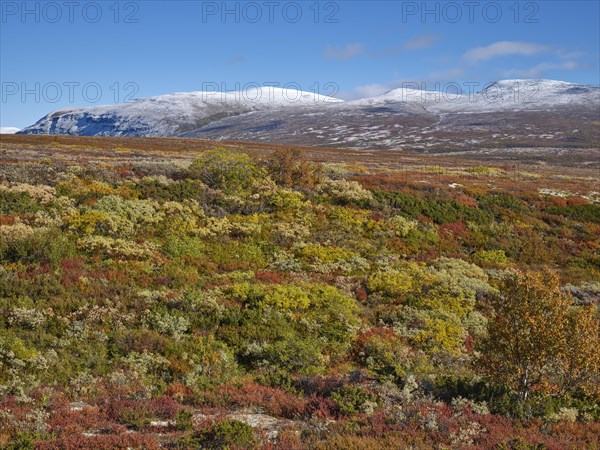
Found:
[0,127,21,134]
[18,80,600,151]
[351,79,600,112]
[19,88,341,137]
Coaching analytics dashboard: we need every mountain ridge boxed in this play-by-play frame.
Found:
[17,79,600,151]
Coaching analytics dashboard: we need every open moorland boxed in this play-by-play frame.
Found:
[0,134,599,449]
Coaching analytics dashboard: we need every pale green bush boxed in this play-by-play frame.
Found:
[188,147,263,194]
[8,307,50,329]
[548,407,579,423]
[94,195,160,221]
[429,257,494,297]
[0,222,49,243]
[144,310,190,339]
[451,396,490,416]
[77,235,158,260]
[183,337,238,388]
[0,182,56,204]
[388,215,419,238]
[318,179,373,205]
[473,249,508,266]
[122,351,170,377]
[293,243,369,274]
[270,221,311,246]
[268,250,302,272]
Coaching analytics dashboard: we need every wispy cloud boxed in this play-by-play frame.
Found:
[504,60,579,78]
[227,55,245,65]
[427,68,466,80]
[366,34,441,58]
[337,82,392,99]
[556,49,586,60]
[462,41,549,63]
[339,78,439,100]
[366,47,402,58]
[402,34,440,50]
[323,43,365,60]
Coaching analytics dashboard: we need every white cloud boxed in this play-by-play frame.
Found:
[337,83,391,100]
[403,34,440,50]
[463,41,549,63]
[339,73,467,100]
[427,68,466,80]
[0,127,20,134]
[366,47,401,58]
[504,61,579,78]
[339,78,436,100]
[556,49,586,60]
[366,34,442,58]
[323,43,365,60]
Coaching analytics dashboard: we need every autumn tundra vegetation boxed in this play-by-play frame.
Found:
[0,137,599,449]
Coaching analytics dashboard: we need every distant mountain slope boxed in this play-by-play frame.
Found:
[19,88,341,137]
[18,80,600,151]
[0,127,21,134]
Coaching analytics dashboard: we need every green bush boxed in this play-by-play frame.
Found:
[374,190,493,224]
[318,179,373,206]
[473,249,508,266]
[139,178,207,202]
[0,227,75,264]
[216,282,359,374]
[478,193,527,215]
[175,410,194,431]
[197,419,257,449]
[544,204,600,223]
[0,191,41,214]
[331,386,378,416]
[188,148,263,194]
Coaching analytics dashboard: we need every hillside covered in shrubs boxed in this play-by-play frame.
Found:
[0,143,599,449]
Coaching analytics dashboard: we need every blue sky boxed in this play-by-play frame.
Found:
[1,0,599,128]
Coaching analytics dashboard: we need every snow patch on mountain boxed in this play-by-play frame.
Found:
[351,79,599,113]
[0,127,21,134]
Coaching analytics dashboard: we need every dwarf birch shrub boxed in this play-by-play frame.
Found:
[0,192,39,215]
[188,148,263,195]
[0,225,74,264]
[66,210,133,237]
[294,243,368,274]
[367,269,414,300]
[56,177,119,202]
[215,282,359,373]
[473,249,508,267]
[393,307,467,355]
[261,148,322,188]
[332,385,379,416]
